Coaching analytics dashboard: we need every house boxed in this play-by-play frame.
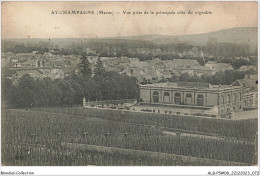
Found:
[205,61,233,73]
[118,57,130,65]
[235,56,250,61]
[126,68,144,82]
[46,69,65,80]
[61,67,73,77]
[20,60,37,67]
[129,59,141,68]
[108,65,126,73]
[244,74,258,80]
[53,59,65,68]
[238,65,256,72]
[11,69,43,84]
[84,48,97,55]
[88,56,99,64]
[142,69,159,82]
[189,65,214,76]
[174,59,200,66]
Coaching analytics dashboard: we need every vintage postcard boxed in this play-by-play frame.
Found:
[1,1,258,175]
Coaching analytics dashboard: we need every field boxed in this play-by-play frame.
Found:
[1,107,258,166]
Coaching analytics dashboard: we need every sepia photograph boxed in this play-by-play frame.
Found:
[1,1,259,175]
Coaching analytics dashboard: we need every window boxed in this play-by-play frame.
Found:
[197,94,204,106]
[174,93,181,105]
[153,91,159,103]
[243,100,247,107]
[163,92,170,103]
[185,93,192,104]
[233,93,237,102]
[227,94,231,103]
[220,95,224,105]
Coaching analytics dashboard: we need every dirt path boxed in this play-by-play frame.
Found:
[234,110,258,120]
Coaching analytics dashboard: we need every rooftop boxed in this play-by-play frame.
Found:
[140,81,239,90]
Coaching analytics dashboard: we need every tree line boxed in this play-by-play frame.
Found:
[169,69,254,85]
[140,69,255,86]
[2,55,139,108]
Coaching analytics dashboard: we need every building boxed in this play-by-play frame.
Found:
[175,65,214,76]
[205,61,233,73]
[238,65,256,72]
[20,59,38,67]
[233,75,258,109]
[11,69,43,85]
[140,81,243,118]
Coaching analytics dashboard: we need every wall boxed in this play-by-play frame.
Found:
[140,88,150,102]
[206,93,218,106]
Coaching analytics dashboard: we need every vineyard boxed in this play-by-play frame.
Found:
[35,107,258,142]
[1,108,257,166]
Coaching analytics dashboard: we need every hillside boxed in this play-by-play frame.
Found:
[116,27,257,47]
[2,27,257,52]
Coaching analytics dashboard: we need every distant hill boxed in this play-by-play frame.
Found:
[2,27,257,52]
[115,27,257,47]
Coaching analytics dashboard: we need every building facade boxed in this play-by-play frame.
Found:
[140,82,243,118]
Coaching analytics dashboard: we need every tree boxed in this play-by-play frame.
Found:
[34,79,48,107]
[231,59,251,70]
[71,82,84,104]
[47,84,62,106]
[169,73,177,82]
[188,74,202,82]
[2,77,14,107]
[206,37,218,57]
[57,80,75,107]
[78,52,92,77]
[179,73,190,82]
[82,77,98,101]
[94,57,106,77]
[15,74,37,107]
[45,78,62,106]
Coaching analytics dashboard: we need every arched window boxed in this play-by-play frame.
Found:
[153,91,159,103]
[197,94,204,106]
[163,92,170,103]
[239,92,241,101]
[164,92,170,96]
[174,93,181,105]
[185,93,192,104]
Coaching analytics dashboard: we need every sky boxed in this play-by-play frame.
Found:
[1,1,258,38]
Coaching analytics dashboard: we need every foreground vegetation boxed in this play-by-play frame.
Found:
[35,107,258,142]
[2,108,257,165]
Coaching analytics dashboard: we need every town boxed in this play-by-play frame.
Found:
[2,39,257,85]
[2,36,258,120]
